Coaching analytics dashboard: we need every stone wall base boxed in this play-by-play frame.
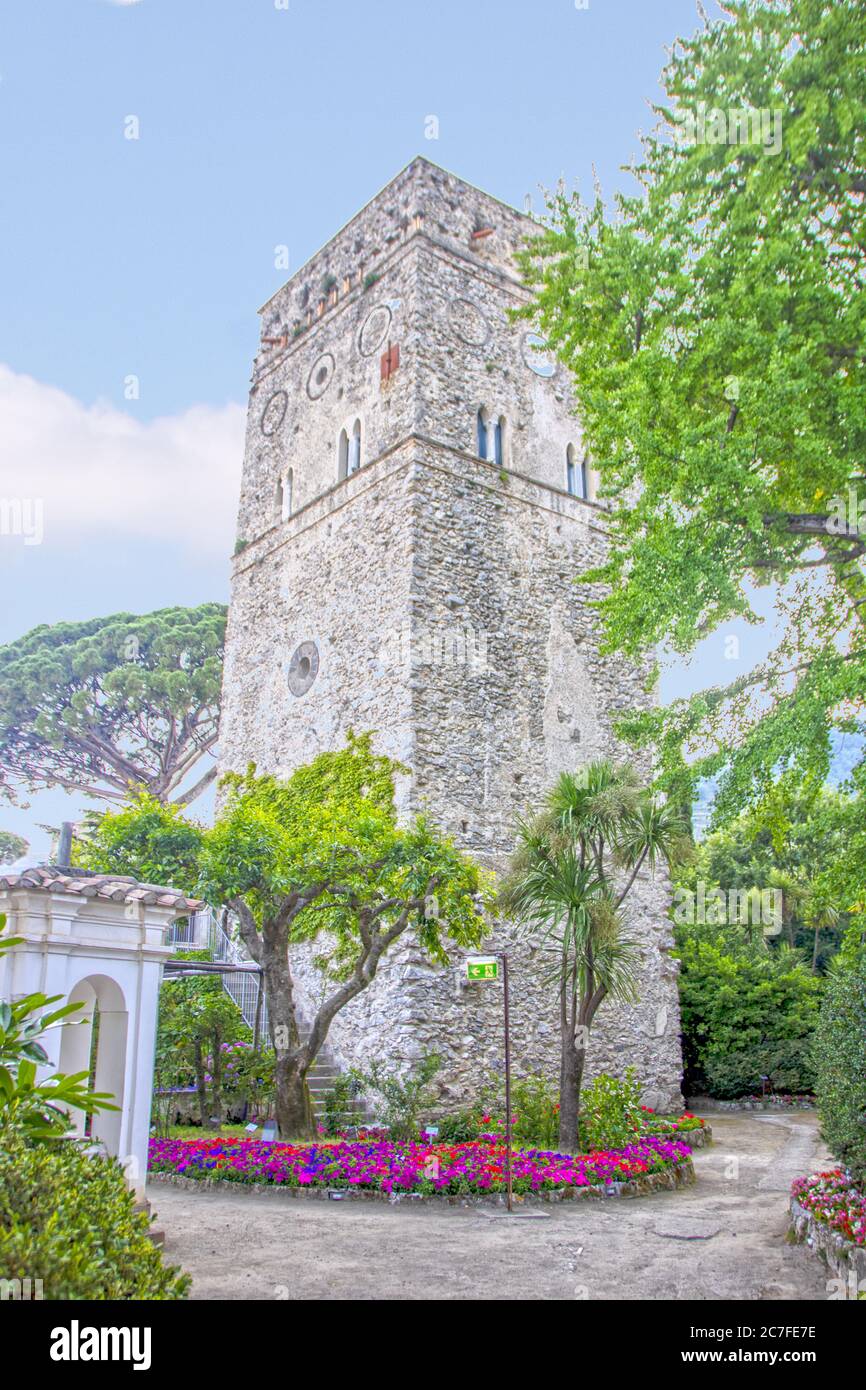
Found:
[789,1197,866,1299]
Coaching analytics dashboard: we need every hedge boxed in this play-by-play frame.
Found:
[812,931,866,1188]
[0,1125,189,1300]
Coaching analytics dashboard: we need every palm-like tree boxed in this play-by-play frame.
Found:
[803,883,842,974]
[500,759,688,1151]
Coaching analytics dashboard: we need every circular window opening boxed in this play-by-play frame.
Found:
[288,641,319,697]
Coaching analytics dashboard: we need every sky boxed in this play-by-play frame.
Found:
[0,0,786,860]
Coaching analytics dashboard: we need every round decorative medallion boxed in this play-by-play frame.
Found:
[260,389,288,437]
[448,297,490,348]
[287,641,320,697]
[307,352,335,400]
[522,331,557,378]
[358,304,392,357]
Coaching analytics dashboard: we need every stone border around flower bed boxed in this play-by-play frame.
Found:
[672,1125,712,1148]
[148,1156,695,1206]
[688,1096,815,1112]
[789,1197,866,1299]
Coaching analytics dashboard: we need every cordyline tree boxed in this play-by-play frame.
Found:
[197,734,492,1137]
[0,604,226,808]
[500,761,687,1150]
[517,0,866,825]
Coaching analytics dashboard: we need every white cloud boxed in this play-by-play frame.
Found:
[0,364,245,559]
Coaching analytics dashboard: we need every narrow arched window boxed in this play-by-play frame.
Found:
[494,416,505,468]
[338,428,349,481]
[566,444,588,499]
[282,468,293,520]
[349,419,361,474]
[477,408,489,461]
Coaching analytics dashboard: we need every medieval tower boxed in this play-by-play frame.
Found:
[219,157,683,1111]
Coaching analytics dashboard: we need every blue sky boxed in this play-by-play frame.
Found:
[1,0,776,858]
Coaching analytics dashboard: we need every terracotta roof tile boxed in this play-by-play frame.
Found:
[0,867,203,914]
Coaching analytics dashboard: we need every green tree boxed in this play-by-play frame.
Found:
[77,789,205,895]
[519,0,866,820]
[676,930,822,1097]
[0,831,28,866]
[0,604,226,808]
[170,733,491,1139]
[500,760,687,1149]
[156,964,250,1128]
[676,781,855,968]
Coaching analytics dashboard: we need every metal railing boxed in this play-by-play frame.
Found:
[169,908,268,1036]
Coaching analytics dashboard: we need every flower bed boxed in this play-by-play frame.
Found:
[789,1170,866,1297]
[790,1170,866,1248]
[640,1110,706,1139]
[148,1134,693,1198]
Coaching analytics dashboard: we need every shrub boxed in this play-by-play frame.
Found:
[472,1070,560,1149]
[320,1072,365,1137]
[580,1069,643,1151]
[812,930,866,1188]
[357,1053,441,1141]
[432,1110,478,1144]
[704,1041,815,1100]
[677,933,821,1097]
[0,1125,189,1299]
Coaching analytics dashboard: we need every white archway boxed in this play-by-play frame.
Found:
[0,867,200,1196]
[58,973,128,1152]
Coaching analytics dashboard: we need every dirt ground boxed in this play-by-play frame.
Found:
[149,1111,833,1301]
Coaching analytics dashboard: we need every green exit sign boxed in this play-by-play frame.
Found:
[466,956,499,982]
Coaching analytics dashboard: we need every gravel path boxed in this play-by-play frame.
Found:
[149,1110,832,1301]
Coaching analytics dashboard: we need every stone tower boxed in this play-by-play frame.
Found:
[219,157,683,1111]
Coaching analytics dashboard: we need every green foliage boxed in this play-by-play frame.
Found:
[0,604,226,806]
[676,930,822,1098]
[154,965,250,1130]
[0,1123,188,1299]
[201,733,492,969]
[519,0,866,819]
[474,1070,561,1149]
[580,1068,644,1152]
[0,830,28,866]
[812,926,866,1185]
[76,789,205,895]
[0,922,116,1139]
[356,1053,442,1141]
[432,1110,479,1145]
[319,1072,365,1137]
[675,781,855,969]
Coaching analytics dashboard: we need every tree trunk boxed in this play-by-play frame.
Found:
[558,1039,586,1152]
[193,1040,208,1127]
[274,1052,315,1138]
[210,1030,224,1123]
[261,923,316,1139]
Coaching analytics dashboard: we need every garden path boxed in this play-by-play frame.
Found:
[151,1110,833,1300]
